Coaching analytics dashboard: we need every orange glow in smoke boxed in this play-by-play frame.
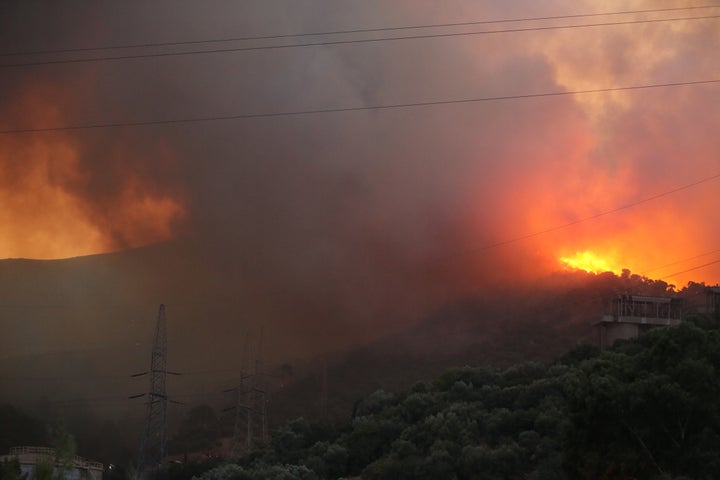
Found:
[463,128,720,287]
[527,173,720,287]
[0,91,184,260]
[0,136,184,259]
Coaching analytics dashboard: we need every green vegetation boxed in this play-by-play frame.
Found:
[162,320,720,480]
[4,311,719,480]
[32,458,54,480]
[2,274,717,480]
[0,458,24,480]
[0,415,81,480]
[49,418,77,480]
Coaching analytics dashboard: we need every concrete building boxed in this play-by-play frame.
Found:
[697,286,720,315]
[0,446,103,480]
[596,295,683,350]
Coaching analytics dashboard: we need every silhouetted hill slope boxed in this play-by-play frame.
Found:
[0,235,476,396]
[2,246,714,454]
[269,269,710,425]
[177,320,720,480]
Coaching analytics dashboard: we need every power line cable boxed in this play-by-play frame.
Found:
[663,258,720,279]
[440,171,720,259]
[3,4,718,58]
[2,13,719,68]
[0,148,716,310]
[0,373,132,381]
[0,352,312,382]
[47,396,135,405]
[1,78,719,135]
[640,248,720,276]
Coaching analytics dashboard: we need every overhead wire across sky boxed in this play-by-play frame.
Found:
[0,169,715,305]
[2,4,720,419]
[640,248,720,276]
[0,9,717,272]
[663,259,720,280]
[2,4,719,58]
[462,172,720,254]
[1,78,719,134]
[2,11,720,68]
[0,76,717,281]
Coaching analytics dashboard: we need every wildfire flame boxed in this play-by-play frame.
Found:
[559,250,623,275]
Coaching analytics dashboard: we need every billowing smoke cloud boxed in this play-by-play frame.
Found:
[0,0,719,366]
[0,81,185,258]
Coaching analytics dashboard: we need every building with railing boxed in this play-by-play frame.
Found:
[697,287,720,315]
[0,446,103,480]
[596,295,684,350]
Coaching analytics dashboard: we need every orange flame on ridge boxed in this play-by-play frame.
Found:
[559,250,623,275]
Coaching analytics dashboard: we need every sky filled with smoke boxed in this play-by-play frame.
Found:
[1,1,719,367]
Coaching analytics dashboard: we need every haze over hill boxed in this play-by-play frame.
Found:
[1,2,720,474]
[1,244,710,424]
[1,3,720,268]
[0,238,555,408]
[2,255,715,472]
[2,1,719,387]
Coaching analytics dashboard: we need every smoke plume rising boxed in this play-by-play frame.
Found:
[0,0,719,370]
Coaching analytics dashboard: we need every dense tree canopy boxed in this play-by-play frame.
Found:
[173,319,720,480]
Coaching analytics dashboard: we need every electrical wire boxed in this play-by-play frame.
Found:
[47,396,134,405]
[0,171,717,298]
[436,172,720,261]
[1,78,719,135]
[0,373,131,381]
[663,258,720,280]
[2,14,719,68]
[640,248,720,276]
[2,4,718,58]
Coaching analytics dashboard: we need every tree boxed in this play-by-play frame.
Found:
[192,463,319,480]
[0,458,25,480]
[48,417,77,480]
[33,458,54,480]
[563,324,720,479]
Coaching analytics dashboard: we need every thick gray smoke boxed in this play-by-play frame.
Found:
[0,0,718,373]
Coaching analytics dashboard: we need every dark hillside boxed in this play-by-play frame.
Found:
[178,319,720,480]
[269,269,704,426]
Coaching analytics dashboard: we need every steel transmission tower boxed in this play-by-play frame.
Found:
[253,326,268,446]
[227,332,252,456]
[223,327,269,454]
[137,304,169,479]
[320,354,328,421]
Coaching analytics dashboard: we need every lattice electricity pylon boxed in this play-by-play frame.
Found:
[136,304,169,480]
[222,328,269,454]
[252,327,268,447]
[320,354,328,421]
[232,332,252,456]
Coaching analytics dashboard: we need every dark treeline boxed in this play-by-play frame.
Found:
[156,311,720,480]
[269,271,711,428]
[0,404,136,475]
[2,270,718,479]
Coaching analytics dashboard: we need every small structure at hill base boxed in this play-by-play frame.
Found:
[697,286,720,315]
[0,446,103,480]
[596,295,683,350]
